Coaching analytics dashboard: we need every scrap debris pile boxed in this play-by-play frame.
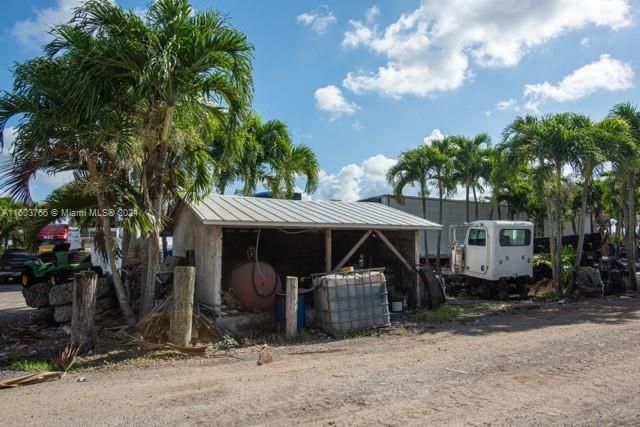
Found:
[99,296,219,355]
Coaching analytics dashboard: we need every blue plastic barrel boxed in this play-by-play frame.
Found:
[274,292,305,331]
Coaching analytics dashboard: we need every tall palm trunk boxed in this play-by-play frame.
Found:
[472,186,478,220]
[436,183,443,272]
[547,200,559,288]
[141,105,175,318]
[87,158,136,326]
[624,173,637,290]
[420,181,429,263]
[574,160,591,268]
[465,186,470,222]
[555,168,564,291]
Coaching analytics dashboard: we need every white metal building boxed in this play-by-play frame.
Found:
[171,195,442,311]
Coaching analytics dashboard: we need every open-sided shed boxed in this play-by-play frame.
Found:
[171,195,442,313]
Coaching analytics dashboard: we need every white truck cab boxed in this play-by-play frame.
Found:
[450,221,534,282]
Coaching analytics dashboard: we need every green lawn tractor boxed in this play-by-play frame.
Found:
[20,243,102,288]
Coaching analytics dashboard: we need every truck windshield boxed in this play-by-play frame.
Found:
[468,228,486,246]
[499,229,531,246]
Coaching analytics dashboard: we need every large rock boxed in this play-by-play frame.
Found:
[49,277,113,306]
[30,306,54,324]
[22,283,51,308]
[54,304,72,323]
[53,297,118,324]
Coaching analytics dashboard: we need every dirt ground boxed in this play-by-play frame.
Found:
[2,297,640,426]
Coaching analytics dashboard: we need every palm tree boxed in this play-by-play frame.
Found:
[451,133,491,222]
[502,114,579,290]
[430,137,457,271]
[387,146,432,258]
[571,115,630,268]
[0,56,140,325]
[266,144,319,199]
[610,102,640,290]
[63,0,254,316]
[228,114,318,198]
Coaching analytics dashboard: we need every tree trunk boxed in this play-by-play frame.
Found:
[547,201,560,289]
[420,183,429,263]
[141,105,175,318]
[121,228,131,269]
[436,185,443,272]
[555,170,564,291]
[473,186,479,220]
[465,186,470,222]
[87,158,136,326]
[625,173,637,290]
[574,163,591,268]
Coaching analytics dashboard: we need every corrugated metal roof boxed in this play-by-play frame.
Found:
[187,195,442,230]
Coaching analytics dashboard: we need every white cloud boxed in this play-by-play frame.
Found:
[1,128,16,156]
[423,129,444,145]
[314,85,360,120]
[12,0,84,51]
[352,120,364,130]
[313,154,397,201]
[580,37,590,47]
[296,5,337,35]
[524,54,634,110]
[1,127,73,195]
[341,0,631,98]
[365,5,380,24]
[496,98,520,111]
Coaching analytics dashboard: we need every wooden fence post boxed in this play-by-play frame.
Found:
[170,266,196,347]
[71,271,98,353]
[286,276,298,338]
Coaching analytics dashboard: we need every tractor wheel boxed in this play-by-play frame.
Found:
[46,272,60,287]
[20,269,35,288]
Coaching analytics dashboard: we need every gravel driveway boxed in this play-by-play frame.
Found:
[2,297,640,426]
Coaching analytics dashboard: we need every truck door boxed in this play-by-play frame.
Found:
[466,227,489,275]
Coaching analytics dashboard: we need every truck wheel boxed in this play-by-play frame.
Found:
[21,269,34,288]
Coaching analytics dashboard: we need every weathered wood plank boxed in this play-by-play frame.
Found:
[170,266,196,347]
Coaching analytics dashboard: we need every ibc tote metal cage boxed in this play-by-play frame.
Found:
[311,268,391,333]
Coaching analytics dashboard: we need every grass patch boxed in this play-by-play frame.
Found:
[416,305,465,323]
[10,359,55,372]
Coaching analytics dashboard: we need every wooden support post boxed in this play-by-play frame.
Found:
[286,276,298,338]
[71,271,97,353]
[325,229,332,273]
[374,230,414,273]
[332,230,373,272]
[170,266,196,347]
[212,226,223,316]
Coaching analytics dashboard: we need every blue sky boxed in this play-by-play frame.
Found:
[1,0,639,201]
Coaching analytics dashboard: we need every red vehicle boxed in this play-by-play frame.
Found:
[36,224,72,254]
